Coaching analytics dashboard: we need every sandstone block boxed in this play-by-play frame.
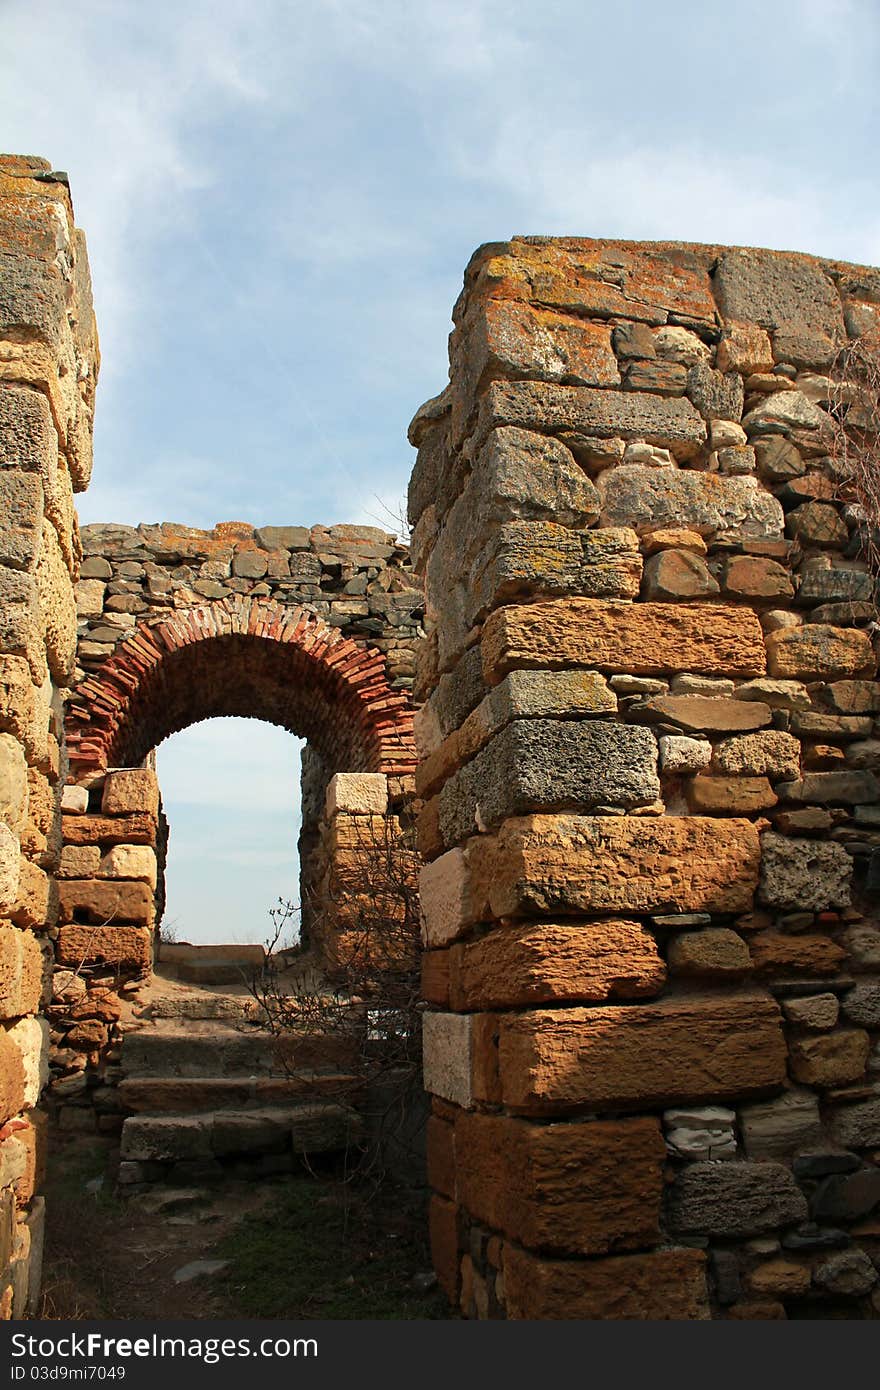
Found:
[60,785,88,815]
[451,815,761,924]
[765,625,875,681]
[667,928,752,977]
[58,844,101,878]
[439,719,659,845]
[12,859,51,930]
[658,734,711,774]
[57,878,154,927]
[101,769,159,818]
[740,1088,824,1159]
[60,814,157,846]
[455,1113,665,1255]
[0,1029,25,1126]
[788,1030,869,1087]
[667,1161,807,1238]
[99,844,158,887]
[0,923,42,1018]
[476,298,620,387]
[759,832,852,911]
[685,774,777,814]
[717,320,774,375]
[422,1011,474,1109]
[748,931,846,977]
[829,1097,880,1148]
[842,982,880,1028]
[642,549,718,599]
[775,770,879,804]
[782,993,839,1031]
[482,600,767,683]
[449,920,666,1009]
[638,694,772,732]
[785,502,848,548]
[598,465,783,540]
[495,992,786,1113]
[501,1244,709,1320]
[6,1016,48,1107]
[0,822,20,913]
[723,555,795,601]
[324,773,388,817]
[55,924,152,972]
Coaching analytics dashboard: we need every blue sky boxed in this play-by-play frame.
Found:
[3,0,880,943]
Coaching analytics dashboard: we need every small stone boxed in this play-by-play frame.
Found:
[759,833,852,911]
[667,928,752,977]
[740,1089,824,1159]
[723,555,794,601]
[747,1259,811,1297]
[782,994,840,1031]
[755,436,806,482]
[810,1168,880,1222]
[813,1249,877,1296]
[642,550,719,600]
[172,1259,230,1285]
[686,775,777,815]
[734,679,810,710]
[786,502,848,549]
[670,675,735,697]
[658,735,712,775]
[714,731,801,780]
[842,982,880,1028]
[640,528,706,555]
[666,1161,807,1237]
[788,1030,870,1087]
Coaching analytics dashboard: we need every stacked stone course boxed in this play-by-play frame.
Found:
[411,237,880,1318]
[0,155,97,1316]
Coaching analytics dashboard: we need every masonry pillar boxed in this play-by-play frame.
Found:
[411,238,880,1319]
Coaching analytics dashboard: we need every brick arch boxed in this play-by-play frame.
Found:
[65,595,416,779]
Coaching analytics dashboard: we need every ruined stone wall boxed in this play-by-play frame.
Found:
[0,155,97,1317]
[412,237,880,1319]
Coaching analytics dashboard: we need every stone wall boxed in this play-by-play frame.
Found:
[0,155,97,1317]
[411,237,880,1318]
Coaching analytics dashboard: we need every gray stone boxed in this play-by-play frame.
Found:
[828,1096,880,1148]
[842,982,880,1028]
[439,719,660,846]
[743,390,832,435]
[781,994,839,1031]
[173,1259,229,1285]
[231,550,268,579]
[739,1089,824,1159]
[754,436,806,481]
[79,556,113,579]
[254,526,310,550]
[658,735,712,774]
[597,466,784,540]
[686,363,744,421]
[797,569,873,606]
[0,472,42,571]
[776,771,880,804]
[612,321,655,359]
[666,1161,808,1237]
[481,380,708,459]
[811,1168,880,1221]
[812,1249,877,1296]
[759,832,852,911]
[714,250,844,345]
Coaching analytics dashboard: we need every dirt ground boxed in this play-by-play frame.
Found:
[38,1131,447,1321]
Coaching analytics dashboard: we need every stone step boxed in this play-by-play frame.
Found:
[121,1026,283,1078]
[118,1073,359,1113]
[143,993,266,1023]
[119,1102,361,1164]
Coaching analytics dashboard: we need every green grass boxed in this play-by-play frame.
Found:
[217,1168,449,1319]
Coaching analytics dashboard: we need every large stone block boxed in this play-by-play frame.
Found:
[470,298,621,388]
[0,472,42,571]
[444,815,761,927]
[467,521,642,618]
[449,920,666,1009]
[666,1161,808,1237]
[438,719,659,845]
[501,1244,709,1320]
[482,599,766,683]
[60,813,157,846]
[101,769,159,818]
[478,380,708,459]
[324,773,388,817]
[759,833,852,911]
[0,923,42,1018]
[455,1112,665,1255]
[495,992,786,1114]
[598,466,783,541]
[5,1016,48,1107]
[57,878,154,927]
[766,625,875,681]
[55,925,153,973]
[0,383,56,475]
[422,1011,474,1109]
[714,250,844,348]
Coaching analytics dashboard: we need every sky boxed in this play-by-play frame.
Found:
[2,0,880,942]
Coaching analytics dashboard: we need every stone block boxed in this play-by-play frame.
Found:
[842,982,880,1028]
[723,555,794,601]
[788,1030,869,1087]
[61,813,157,846]
[426,1115,455,1199]
[739,1088,823,1160]
[475,299,620,387]
[482,599,766,684]
[325,773,388,817]
[658,734,712,774]
[0,734,26,832]
[5,1016,48,1107]
[58,844,101,878]
[0,823,20,913]
[829,1097,880,1149]
[454,815,760,925]
[598,465,783,540]
[0,472,42,571]
[99,844,158,887]
[60,785,88,815]
[479,380,708,459]
[766,625,875,681]
[455,1113,665,1255]
[501,1245,709,1320]
[55,925,153,973]
[775,770,879,804]
[422,1011,474,1109]
[758,833,852,911]
[439,719,659,845]
[714,731,801,780]
[642,549,718,599]
[429,1195,459,1303]
[667,1161,807,1238]
[667,928,752,977]
[11,859,51,930]
[57,878,154,927]
[101,769,159,818]
[449,920,666,1009]
[495,992,786,1114]
[685,774,777,814]
[748,931,846,977]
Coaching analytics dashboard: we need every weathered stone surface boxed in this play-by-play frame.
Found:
[422,1012,474,1109]
[470,521,642,617]
[0,823,20,913]
[766,625,875,681]
[811,1169,880,1222]
[786,502,848,548]
[455,1112,665,1255]
[642,549,719,599]
[641,694,772,733]
[789,1031,869,1087]
[501,1244,709,1320]
[449,920,666,1009]
[624,359,687,394]
[776,770,879,804]
[747,1259,811,1298]
[0,733,27,832]
[743,390,832,435]
[99,844,158,887]
[715,731,801,779]
[842,982,880,1028]
[714,251,844,347]
[759,832,852,912]
[717,321,774,376]
[325,773,388,817]
[60,813,156,846]
[664,1106,737,1160]
[829,1097,880,1149]
[782,994,840,1031]
[723,555,794,601]
[686,362,744,421]
[666,1161,807,1237]
[797,567,874,606]
[667,928,752,977]
[480,380,708,459]
[476,299,620,387]
[482,600,766,683]
[748,931,846,977]
[101,769,159,818]
[439,719,659,844]
[658,735,711,774]
[55,926,153,973]
[60,785,88,815]
[598,466,783,540]
[740,1088,824,1159]
[813,1250,878,1296]
[495,992,786,1113]
[57,878,154,927]
[686,774,777,815]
